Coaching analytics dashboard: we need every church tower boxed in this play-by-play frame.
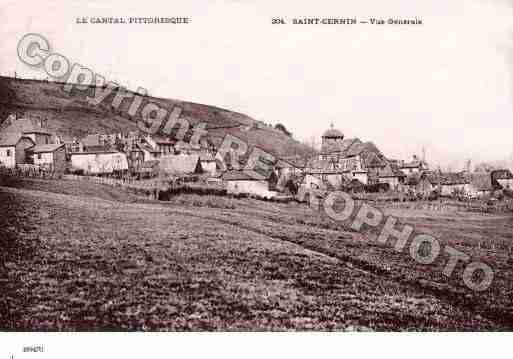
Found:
[319,123,344,161]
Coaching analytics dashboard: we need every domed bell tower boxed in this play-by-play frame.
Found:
[320,123,344,160]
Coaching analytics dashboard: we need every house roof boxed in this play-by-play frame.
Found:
[150,135,176,145]
[306,159,339,173]
[320,137,361,155]
[379,163,406,178]
[136,143,161,153]
[3,118,52,136]
[82,134,101,147]
[27,143,65,153]
[159,154,202,174]
[222,170,270,181]
[138,160,160,172]
[436,172,469,185]
[363,151,386,168]
[277,157,305,168]
[405,174,421,185]
[322,128,343,138]
[0,132,34,147]
[492,169,513,180]
[70,150,119,155]
[471,173,494,191]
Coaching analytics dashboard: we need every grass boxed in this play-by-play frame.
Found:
[1,177,512,330]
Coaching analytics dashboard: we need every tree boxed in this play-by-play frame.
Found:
[274,123,292,137]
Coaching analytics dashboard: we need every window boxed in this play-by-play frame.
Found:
[37,153,42,160]
[6,149,11,157]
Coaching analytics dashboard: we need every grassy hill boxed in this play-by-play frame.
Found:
[0,76,314,160]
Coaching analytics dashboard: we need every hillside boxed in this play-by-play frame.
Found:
[0,76,314,160]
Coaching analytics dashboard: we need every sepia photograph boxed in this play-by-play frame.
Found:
[0,0,512,356]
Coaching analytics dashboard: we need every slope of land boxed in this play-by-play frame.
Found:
[1,177,512,330]
[0,76,313,159]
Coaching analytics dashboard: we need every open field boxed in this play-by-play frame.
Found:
[1,177,512,330]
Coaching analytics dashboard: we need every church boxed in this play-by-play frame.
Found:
[305,123,405,189]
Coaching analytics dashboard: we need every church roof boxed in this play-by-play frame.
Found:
[322,123,343,138]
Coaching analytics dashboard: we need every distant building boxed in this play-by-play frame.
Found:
[437,172,470,196]
[222,170,278,198]
[70,151,129,175]
[134,142,162,162]
[26,143,66,173]
[399,155,429,175]
[158,154,203,176]
[145,134,175,155]
[468,173,495,198]
[305,159,348,188]
[0,133,35,168]
[136,160,160,178]
[492,169,513,190]
[1,117,54,145]
[377,164,406,190]
[316,123,393,186]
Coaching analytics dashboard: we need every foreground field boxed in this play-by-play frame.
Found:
[1,178,512,330]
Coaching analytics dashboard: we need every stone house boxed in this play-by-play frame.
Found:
[0,133,35,168]
[70,151,129,175]
[222,170,278,198]
[26,143,66,173]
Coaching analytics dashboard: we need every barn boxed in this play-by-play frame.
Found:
[70,151,129,175]
[222,170,278,198]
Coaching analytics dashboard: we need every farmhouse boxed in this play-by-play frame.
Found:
[0,132,35,168]
[405,172,437,195]
[144,134,175,155]
[275,158,303,178]
[159,154,203,176]
[438,172,470,196]
[492,169,513,190]
[135,142,162,162]
[399,155,428,175]
[70,151,129,175]
[305,159,346,188]
[377,164,406,190]
[222,170,278,198]
[26,143,66,173]
[468,173,495,198]
[2,117,54,145]
[136,160,160,178]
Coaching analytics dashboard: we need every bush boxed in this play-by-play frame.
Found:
[364,183,390,193]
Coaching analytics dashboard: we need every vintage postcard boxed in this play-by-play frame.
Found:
[0,0,512,357]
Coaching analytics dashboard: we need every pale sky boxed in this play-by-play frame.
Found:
[1,0,513,169]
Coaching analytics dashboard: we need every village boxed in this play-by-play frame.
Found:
[0,113,513,208]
